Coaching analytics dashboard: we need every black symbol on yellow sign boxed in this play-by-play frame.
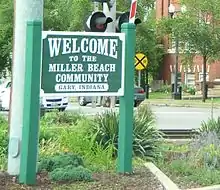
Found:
[134,53,148,71]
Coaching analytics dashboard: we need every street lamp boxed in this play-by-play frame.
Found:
[168,3,186,100]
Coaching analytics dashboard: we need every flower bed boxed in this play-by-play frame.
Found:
[0,105,164,189]
[157,131,220,189]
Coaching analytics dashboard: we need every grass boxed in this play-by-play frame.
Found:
[149,92,171,99]
[144,92,220,108]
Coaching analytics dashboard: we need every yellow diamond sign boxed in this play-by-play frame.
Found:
[134,53,148,71]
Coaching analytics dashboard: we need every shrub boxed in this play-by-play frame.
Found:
[41,111,84,126]
[49,165,92,182]
[38,152,92,182]
[90,105,163,160]
[38,152,84,172]
[0,116,10,170]
[199,117,220,135]
[133,105,163,159]
[182,84,196,95]
[39,124,60,142]
[190,131,220,169]
[58,121,116,172]
[0,116,8,155]
[91,110,119,151]
[39,138,64,157]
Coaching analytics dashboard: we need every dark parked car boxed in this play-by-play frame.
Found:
[78,85,146,107]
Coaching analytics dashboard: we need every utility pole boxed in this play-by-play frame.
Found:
[103,1,116,108]
[7,0,43,176]
[91,1,99,108]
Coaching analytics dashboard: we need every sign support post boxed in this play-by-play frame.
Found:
[19,21,42,185]
[118,23,136,173]
[138,70,141,86]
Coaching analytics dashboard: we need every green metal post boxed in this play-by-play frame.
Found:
[19,21,42,185]
[118,23,136,173]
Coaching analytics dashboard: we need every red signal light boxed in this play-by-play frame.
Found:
[96,24,105,29]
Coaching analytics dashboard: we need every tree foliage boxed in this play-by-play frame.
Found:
[0,0,164,79]
[158,0,220,101]
[0,0,13,77]
[136,9,165,79]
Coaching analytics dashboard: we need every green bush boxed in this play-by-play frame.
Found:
[0,116,9,170]
[49,165,92,182]
[38,152,92,182]
[39,138,64,157]
[166,159,220,186]
[182,84,196,95]
[38,152,84,172]
[133,105,163,159]
[195,117,220,169]
[91,111,119,151]
[41,111,84,126]
[39,111,84,142]
[39,124,60,142]
[58,121,116,172]
[199,117,220,135]
[190,131,220,169]
[90,105,163,160]
[0,116,8,155]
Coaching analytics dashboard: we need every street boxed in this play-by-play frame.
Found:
[1,104,219,130]
[152,106,219,130]
[66,103,219,130]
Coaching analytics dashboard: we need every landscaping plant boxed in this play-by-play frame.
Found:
[41,110,84,126]
[58,118,116,172]
[157,117,220,187]
[199,117,220,135]
[133,105,163,159]
[90,105,163,160]
[38,152,92,182]
[0,116,8,170]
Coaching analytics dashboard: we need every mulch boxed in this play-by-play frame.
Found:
[0,167,164,190]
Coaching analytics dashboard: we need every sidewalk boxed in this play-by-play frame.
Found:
[142,98,220,108]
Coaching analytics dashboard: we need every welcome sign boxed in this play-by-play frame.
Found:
[41,31,125,96]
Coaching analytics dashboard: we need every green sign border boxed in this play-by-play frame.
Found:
[41,31,125,97]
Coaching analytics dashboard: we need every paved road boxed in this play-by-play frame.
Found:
[66,103,220,130]
[152,106,219,130]
[2,103,219,130]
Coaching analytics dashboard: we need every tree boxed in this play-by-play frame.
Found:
[0,0,13,77]
[158,0,220,102]
[0,0,163,80]
[136,9,165,80]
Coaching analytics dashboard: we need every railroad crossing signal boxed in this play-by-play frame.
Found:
[84,11,113,32]
[134,53,148,70]
[129,0,137,23]
[116,12,141,32]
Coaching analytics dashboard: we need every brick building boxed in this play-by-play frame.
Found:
[156,0,220,90]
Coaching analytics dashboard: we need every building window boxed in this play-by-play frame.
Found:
[185,73,195,86]
[168,34,191,53]
[199,72,209,82]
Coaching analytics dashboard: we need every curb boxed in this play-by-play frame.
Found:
[144,162,180,190]
[186,185,220,190]
[143,102,220,109]
[145,162,220,190]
